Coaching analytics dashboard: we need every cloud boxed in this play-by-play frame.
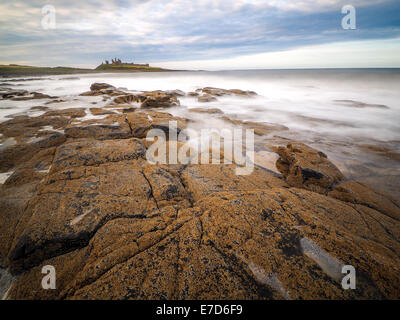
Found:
[153,38,400,70]
[0,0,399,68]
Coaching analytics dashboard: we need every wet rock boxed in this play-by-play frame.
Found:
[80,83,122,97]
[222,117,288,136]
[0,89,29,99]
[45,99,67,105]
[65,115,132,140]
[125,111,187,139]
[274,142,344,193]
[118,107,137,113]
[197,95,217,103]
[90,83,115,91]
[43,108,86,118]
[229,89,257,96]
[1,89,55,101]
[79,91,99,97]
[139,91,180,108]
[188,108,223,114]
[197,87,257,97]
[89,108,115,116]
[0,268,14,299]
[12,93,54,101]
[334,100,389,109]
[112,94,138,104]
[29,106,49,112]
[296,115,356,128]
[3,168,47,187]
[0,181,42,267]
[166,89,185,97]
[0,133,65,172]
[359,144,400,161]
[0,115,69,138]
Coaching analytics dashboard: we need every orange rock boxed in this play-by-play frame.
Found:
[329,181,400,220]
[274,142,344,194]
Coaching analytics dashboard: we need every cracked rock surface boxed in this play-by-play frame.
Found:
[1,84,399,300]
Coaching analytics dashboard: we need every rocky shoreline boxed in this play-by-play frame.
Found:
[0,83,399,299]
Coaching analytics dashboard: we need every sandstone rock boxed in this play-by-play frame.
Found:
[0,133,65,172]
[29,106,49,111]
[1,90,54,101]
[17,147,56,171]
[197,87,257,97]
[45,99,67,105]
[79,91,100,97]
[181,164,288,202]
[112,94,138,104]
[2,95,400,301]
[139,91,180,108]
[329,181,400,221]
[188,108,223,114]
[7,187,400,299]
[89,108,115,116]
[166,89,185,97]
[274,143,344,194]
[90,83,116,91]
[197,94,217,103]
[0,89,29,99]
[7,137,154,273]
[49,137,146,174]
[0,114,69,138]
[43,108,86,118]
[3,168,47,187]
[125,111,187,139]
[118,107,137,113]
[143,164,190,208]
[229,89,257,96]
[65,115,131,140]
[0,181,41,267]
[32,92,53,99]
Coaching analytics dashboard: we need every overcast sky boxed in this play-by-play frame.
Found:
[0,0,400,69]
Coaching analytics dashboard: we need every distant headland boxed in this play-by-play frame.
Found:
[95,58,166,72]
[0,59,177,77]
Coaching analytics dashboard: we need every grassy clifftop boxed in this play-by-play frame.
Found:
[95,63,170,72]
[0,63,175,77]
[0,64,93,76]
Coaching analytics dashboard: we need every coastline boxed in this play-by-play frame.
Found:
[0,80,399,299]
[0,64,184,78]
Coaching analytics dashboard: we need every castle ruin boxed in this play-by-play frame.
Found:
[104,58,149,67]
